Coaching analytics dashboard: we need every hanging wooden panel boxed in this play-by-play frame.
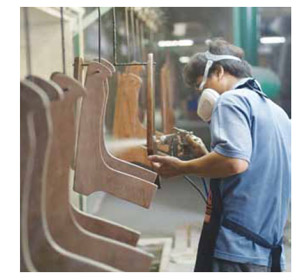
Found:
[45,73,153,271]
[21,79,116,272]
[74,62,157,208]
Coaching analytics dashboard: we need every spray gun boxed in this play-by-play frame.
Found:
[156,127,209,160]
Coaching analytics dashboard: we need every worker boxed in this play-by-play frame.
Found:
[148,39,291,272]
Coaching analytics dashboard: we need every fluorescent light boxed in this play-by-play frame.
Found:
[179,56,190,63]
[158,39,194,47]
[260,36,286,44]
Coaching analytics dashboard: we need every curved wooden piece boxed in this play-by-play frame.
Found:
[99,59,157,183]
[50,73,153,271]
[72,208,140,246]
[71,57,142,246]
[113,73,146,138]
[21,79,115,272]
[74,62,157,208]
[112,57,168,167]
[42,71,141,247]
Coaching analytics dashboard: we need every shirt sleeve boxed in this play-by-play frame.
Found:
[210,95,252,163]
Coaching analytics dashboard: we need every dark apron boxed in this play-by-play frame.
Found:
[194,79,283,272]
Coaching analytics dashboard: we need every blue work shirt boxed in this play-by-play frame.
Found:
[209,78,291,267]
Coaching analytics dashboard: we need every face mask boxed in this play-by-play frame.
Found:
[196,51,241,121]
[197,88,220,122]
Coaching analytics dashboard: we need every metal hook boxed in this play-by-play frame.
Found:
[60,7,66,74]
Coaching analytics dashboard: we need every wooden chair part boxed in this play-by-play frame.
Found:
[71,58,142,246]
[73,57,84,83]
[160,63,175,134]
[51,71,141,246]
[21,79,115,272]
[72,207,140,246]
[146,53,156,156]
[74,62,157,208]
[99,59,157,183]
[73,57,157,183]
[111,57,168,167]
[49,73,153,271]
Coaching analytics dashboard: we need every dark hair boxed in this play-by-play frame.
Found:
[183,39,252,88]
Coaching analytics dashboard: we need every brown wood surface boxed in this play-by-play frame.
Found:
[160,63,175,134]
[48,73,153,271]
[99,59,157,183]
[72,208,140,246]
[73,57,157,183]
[53,66,141,246]
[146,53,156,156]
[74,62,157,208]
[71,58,143,246]
[113,72,146,138]
[21,79,115,272]
[73,57,84,83]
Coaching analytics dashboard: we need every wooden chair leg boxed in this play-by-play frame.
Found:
[74,62,157,208]
[48,73,153,271]
[21,79,117,272]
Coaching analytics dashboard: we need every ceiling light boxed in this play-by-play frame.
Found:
[260,36,286,44]
[179,56,190,63]
[158,39,194,47]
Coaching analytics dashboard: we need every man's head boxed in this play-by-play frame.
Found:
[183,39,252,94]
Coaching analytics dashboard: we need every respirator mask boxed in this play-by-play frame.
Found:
[197,51,242,122]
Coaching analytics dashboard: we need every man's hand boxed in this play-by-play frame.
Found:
[148,155,184,178]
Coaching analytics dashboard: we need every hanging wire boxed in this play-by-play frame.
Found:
[201,177,208,196]
[97,7,101,62]
[184,176,208,204]
[112,7,154,66]
[124,7,131,62]
[140,21,145,61]
[23,7,32,77]
[60,7,66,74]
[130,8,136,61]
[135,17,142,61]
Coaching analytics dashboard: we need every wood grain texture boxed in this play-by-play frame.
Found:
[160,63,175,134]
[111,56,168,167]
[74,62,157,208]
[99,59,157,183]
[146,53,156,156]
[72,208,140,246]
[21,79,114,272]
[71,57,143,246]
[48,73,153,271]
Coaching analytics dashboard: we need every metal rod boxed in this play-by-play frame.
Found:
[125,7,131,62]
[130,8,136,61]
[60,7,66,74]
[135,17,141,61]
[140,21,145,61]
[112,7,118,65]
[23,7,32,76]
[98,7,101,62]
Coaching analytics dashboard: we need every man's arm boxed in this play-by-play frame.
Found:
[148,152,249,178]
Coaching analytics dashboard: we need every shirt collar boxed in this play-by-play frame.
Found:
[231,77,253,90]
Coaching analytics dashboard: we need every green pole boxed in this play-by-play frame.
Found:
[233,7,258,65]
